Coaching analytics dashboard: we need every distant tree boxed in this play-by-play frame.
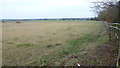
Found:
[2,21,4,23]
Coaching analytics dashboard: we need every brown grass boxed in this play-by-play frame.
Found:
[2,20,105,66]
[0,22,2,66]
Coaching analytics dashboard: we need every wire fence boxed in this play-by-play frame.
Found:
[106,22,120,66]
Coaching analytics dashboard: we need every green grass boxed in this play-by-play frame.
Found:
[17,43,33,47]
[34,33,109,66]
[24,33,109,66]
[12,38,19,40]
[7,42,14,44]
[98,34,109,44]
[68,34,97,45]
[65,34,97,53]
[28,34,100,66]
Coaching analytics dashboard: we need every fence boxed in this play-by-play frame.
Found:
[106,22,120,66]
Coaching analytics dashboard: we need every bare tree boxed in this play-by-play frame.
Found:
[91,0,120,23]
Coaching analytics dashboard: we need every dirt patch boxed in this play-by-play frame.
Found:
[54,33,119,66]
[76,36,119,66]
[55,43,62,46]
[46,44,53,48]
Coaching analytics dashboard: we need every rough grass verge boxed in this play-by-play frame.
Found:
[24,32,109,66]
[97,34,109,44]
[28,33,107,66]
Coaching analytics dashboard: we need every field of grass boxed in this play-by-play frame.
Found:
[2,20,114,66]
[0,22,2,66]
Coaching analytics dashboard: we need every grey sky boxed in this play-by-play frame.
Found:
[0,0,95,19]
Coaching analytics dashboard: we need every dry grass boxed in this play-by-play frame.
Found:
[0,22,2,66]
[2,20,105,66]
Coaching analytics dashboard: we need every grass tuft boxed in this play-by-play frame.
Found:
[46,44,53,48]
[97,34,109,44]
[17,43,33,47]
[13,38,19,40]
[39,59,47,66]
[7,42,14,44]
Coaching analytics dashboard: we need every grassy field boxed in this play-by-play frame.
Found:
[0,22,2,66]
[2,20,116,66]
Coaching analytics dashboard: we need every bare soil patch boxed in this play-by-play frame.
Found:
[76,37,119,66]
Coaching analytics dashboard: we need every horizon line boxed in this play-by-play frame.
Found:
[0,17,95,20]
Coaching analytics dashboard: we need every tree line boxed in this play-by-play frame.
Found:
[92,0,120,23]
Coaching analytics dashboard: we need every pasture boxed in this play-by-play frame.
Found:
[0,22,2,66]
[2,20,118,66]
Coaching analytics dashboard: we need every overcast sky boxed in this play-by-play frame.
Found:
[0,0,95,19]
